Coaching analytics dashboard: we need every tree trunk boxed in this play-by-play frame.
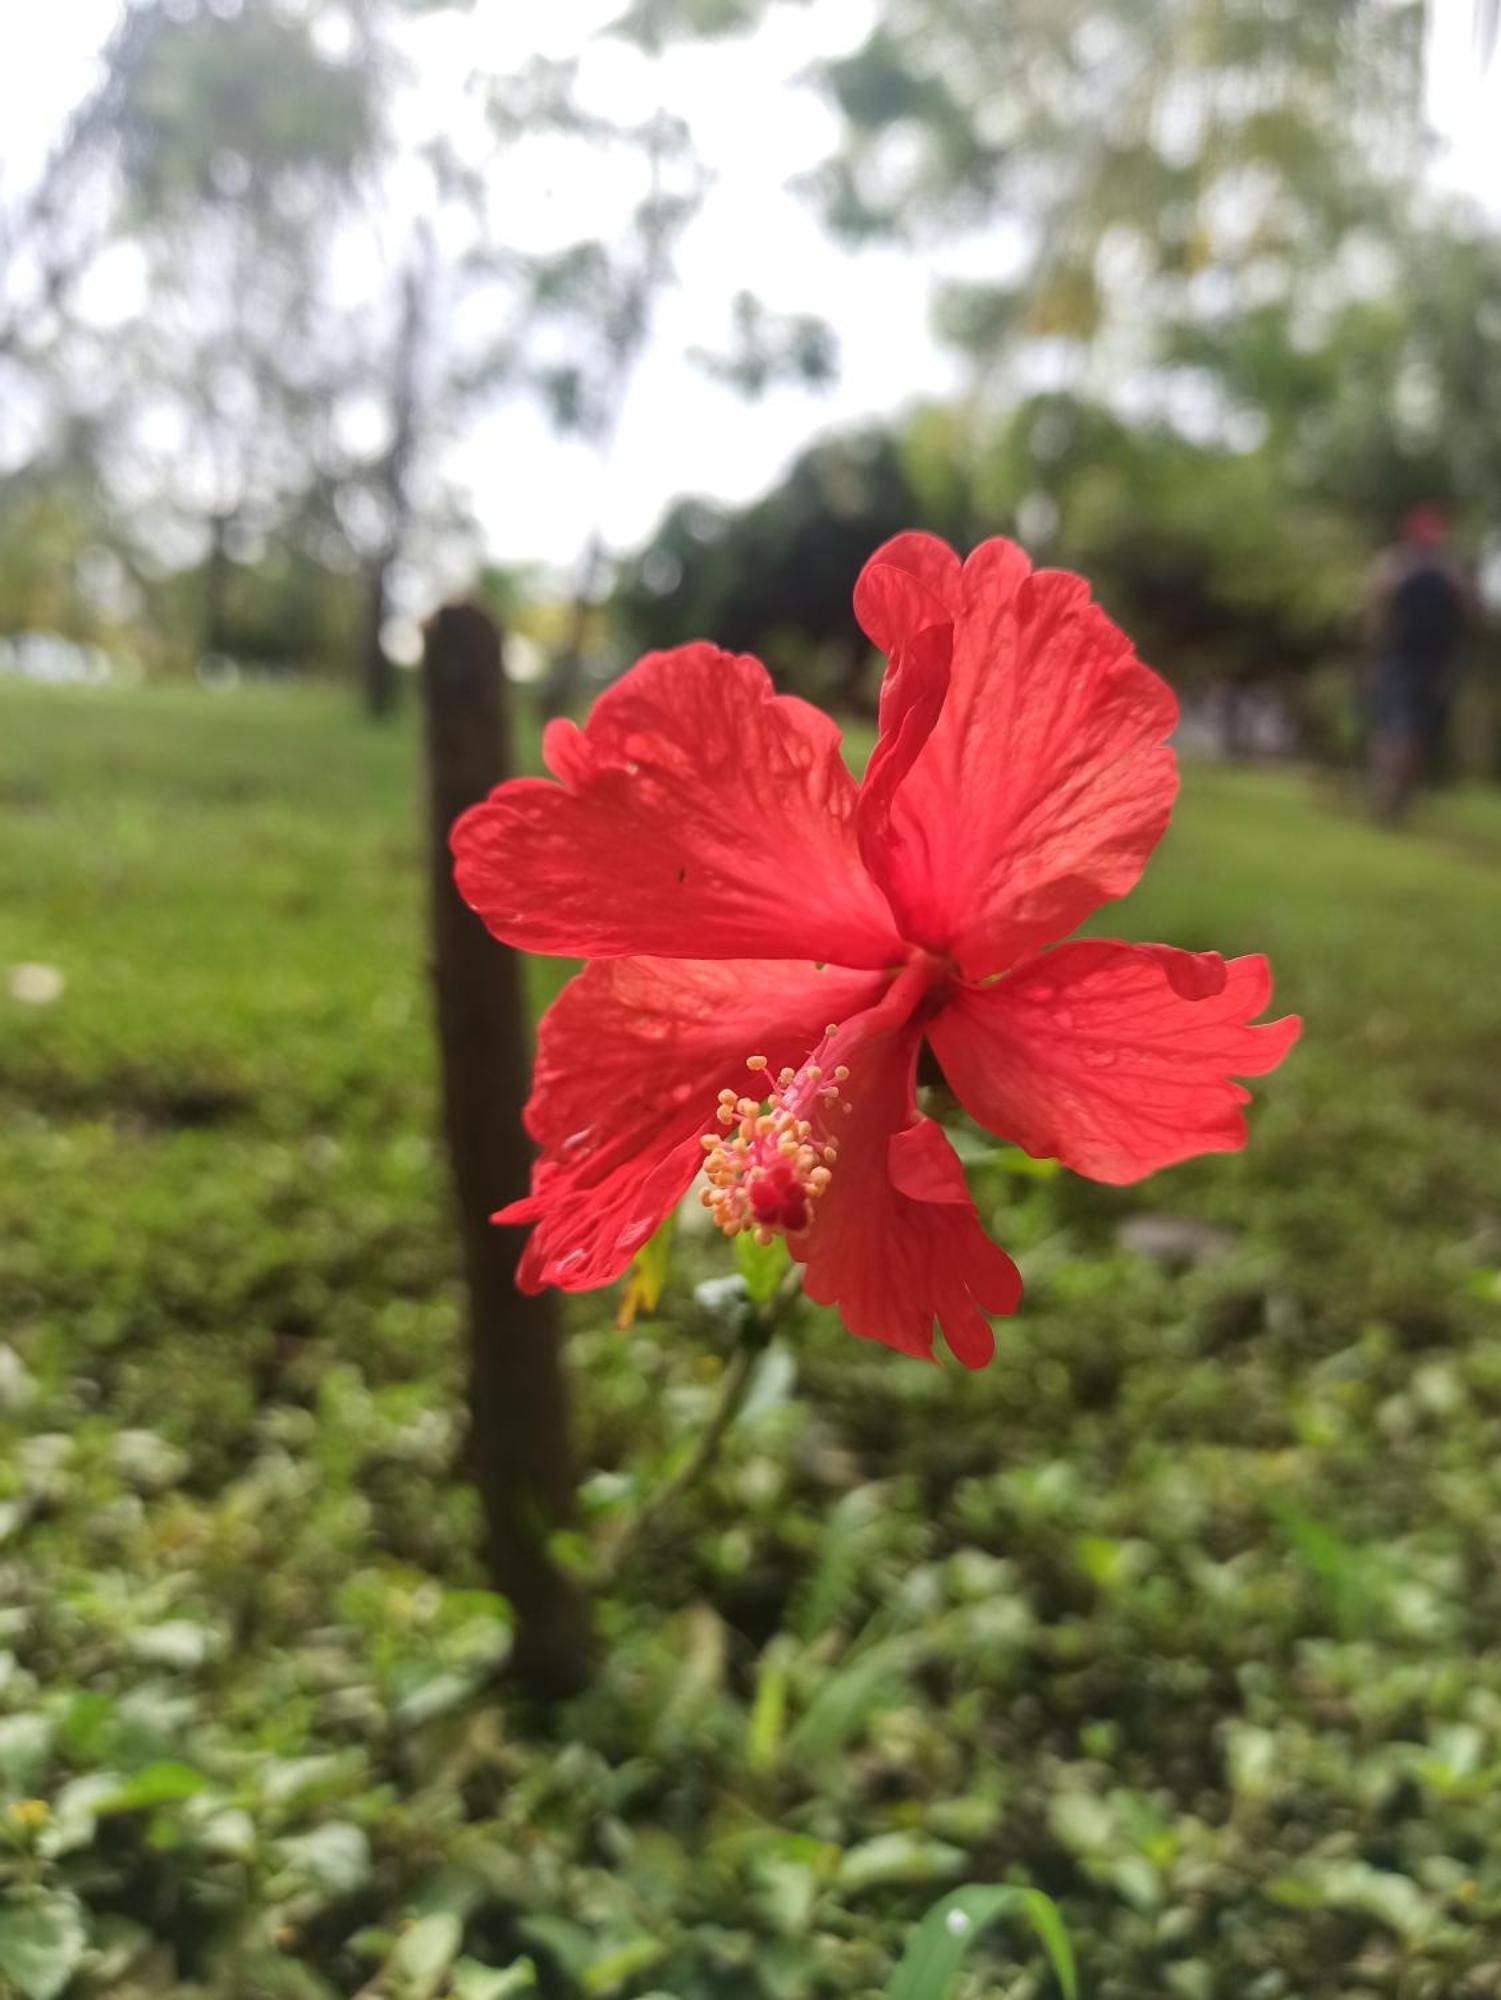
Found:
[361,248,427,721]
[202,513,233,667]
[361,560,398,720]
[420,601,593,1700]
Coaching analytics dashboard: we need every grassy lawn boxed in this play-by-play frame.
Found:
[4,676,1501,1999]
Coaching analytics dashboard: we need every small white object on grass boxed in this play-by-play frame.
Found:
[8,962,65,1005]
[945,1908,972,1937]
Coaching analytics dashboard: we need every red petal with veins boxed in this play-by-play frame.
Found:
[498,955,885,1292]
[928,941,1300,1185]
[853,531,963,650]
[798,1025,1021,1367]
[857,536,1179,980]
[453,644,902,968]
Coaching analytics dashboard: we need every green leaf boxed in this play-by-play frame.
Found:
[787,1631,915,1760]
[838,1833,965,1894]
[746,1634,795,1773]
[0,1892,88,2000]
[452,1964,538,2000]
[581,1937,667,1995]
[794,1485,883,1640]
[278,1821,371,1896]
[887,1885,1077,2000]
[125,1619,218,1670]
[736,1340,797,1423]
[391,1913,464,1999]
[99,1760,211,1813]
[734,1228,789,1304]
[0,1712,53,1791]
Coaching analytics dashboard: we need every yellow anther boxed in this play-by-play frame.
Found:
[833,1065,850,1082]
[700,1039,857,1244]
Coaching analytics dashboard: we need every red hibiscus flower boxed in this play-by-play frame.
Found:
[451,532,1299,1368]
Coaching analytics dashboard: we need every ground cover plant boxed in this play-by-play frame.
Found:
[3,677,1501,1998]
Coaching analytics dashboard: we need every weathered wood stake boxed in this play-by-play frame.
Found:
[421,601,593,1699]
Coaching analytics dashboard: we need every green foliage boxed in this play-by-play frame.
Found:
[612,424,973,702]
[803,0,1427,345]
[733,1231,790,1306]
[614,390,1437,723]
[7,680,1501,1995]
[103,1,373,221]
[0,1893,88,2000]
[610,0,812,50]
[691,293,838,401]
[887,1885,1076,2000]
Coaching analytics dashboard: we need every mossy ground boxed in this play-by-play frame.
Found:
[3,678,1501,1998]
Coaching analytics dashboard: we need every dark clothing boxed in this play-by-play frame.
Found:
[1370,651,1451,746]
[1382,551,1467,666]
[1369,550,1466,747]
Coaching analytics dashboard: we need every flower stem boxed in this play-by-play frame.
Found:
[610,1267,802,1569]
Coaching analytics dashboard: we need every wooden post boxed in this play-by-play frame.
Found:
[421,601,593,1699]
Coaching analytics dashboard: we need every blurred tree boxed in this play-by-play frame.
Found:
[689,290,839,400]
[1173,224,1501,537]
[643,0,1429,373]
[614,419,974,704]
[615,388,1365,734]
[808,0,1427,386]
[16,0,377,679]
[627,0,1501,768]
[6,0,833,713]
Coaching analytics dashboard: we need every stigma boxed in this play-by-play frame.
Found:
[700,1038,851,1245]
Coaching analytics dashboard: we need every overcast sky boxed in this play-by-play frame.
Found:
[6,0,1500,576]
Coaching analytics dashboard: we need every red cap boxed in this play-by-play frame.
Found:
[1403,504,1448,548]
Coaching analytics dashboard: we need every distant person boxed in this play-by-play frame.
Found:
[1362,505,1472,822]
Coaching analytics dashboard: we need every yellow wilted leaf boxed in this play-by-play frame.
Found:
[616,1216,675,1329]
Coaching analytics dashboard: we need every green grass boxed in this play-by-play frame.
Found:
[4,677,1501,1999]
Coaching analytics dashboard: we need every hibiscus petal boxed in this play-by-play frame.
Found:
[798,1025,1021,1367]
[452,644,902,967]
[851,540,965,918]
[855,620,952,891]
[500,955,885,1293]
[928,941,1301,1185]
[852,532,963,651]
[867,537,1179,978]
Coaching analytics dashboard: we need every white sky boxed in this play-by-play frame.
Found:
[3,0,1499,577]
